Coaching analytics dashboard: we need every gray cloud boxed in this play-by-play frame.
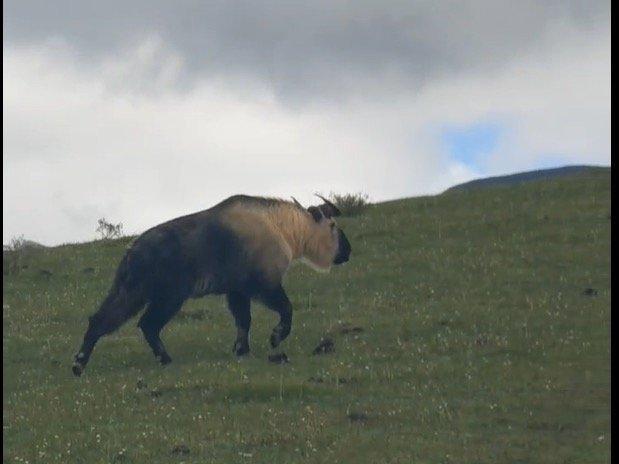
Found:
[3,1,611,245]
[4,0,609,103]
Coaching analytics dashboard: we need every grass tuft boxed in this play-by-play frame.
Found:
[328,192,371,216]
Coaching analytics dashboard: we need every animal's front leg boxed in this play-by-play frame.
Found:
[227,292,251,356]
[260,285,293,348]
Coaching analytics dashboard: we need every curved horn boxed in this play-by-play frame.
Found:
[291,197,304,209]
[315,194,341,217]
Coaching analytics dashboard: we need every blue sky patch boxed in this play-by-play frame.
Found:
[441,122,502,171]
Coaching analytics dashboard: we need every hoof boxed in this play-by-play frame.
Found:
[157,353,173,365]
[233,340,250,356]
[72,362,84,377]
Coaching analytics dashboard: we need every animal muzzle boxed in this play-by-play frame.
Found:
[333,229,351,264]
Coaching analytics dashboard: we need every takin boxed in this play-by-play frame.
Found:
[72,194,351,376]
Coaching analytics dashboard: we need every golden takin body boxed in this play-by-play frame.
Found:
[72,194,351,376]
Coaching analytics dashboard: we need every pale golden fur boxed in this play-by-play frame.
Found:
[219,198,339,282]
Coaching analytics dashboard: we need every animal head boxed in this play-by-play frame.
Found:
[292,195,352,267]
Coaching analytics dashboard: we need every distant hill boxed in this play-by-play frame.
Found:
[445,165,610,193]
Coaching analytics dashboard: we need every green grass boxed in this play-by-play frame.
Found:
[3,169,610,463]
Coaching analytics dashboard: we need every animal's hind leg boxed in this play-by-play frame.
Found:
[138,296,184,365]
[73,286,145,376]
[259,285,292,349]
[227,292,251,356]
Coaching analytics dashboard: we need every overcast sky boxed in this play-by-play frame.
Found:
[3,1,611,246]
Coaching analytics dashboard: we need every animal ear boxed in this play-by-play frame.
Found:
[315,194,341,218]
[318,203,339,218]
[307,206,324,222]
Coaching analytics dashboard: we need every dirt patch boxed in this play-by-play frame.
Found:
[268,353,289,364]
[335,377,357,385]
[307,376,324,384]
[329,322,364,336]
[312,338,335,355]
[306,376,356,385]
[171,444,190,456]
[347,412,369,423]
[312,322,365,355]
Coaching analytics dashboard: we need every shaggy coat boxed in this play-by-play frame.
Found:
[72,195,351,375]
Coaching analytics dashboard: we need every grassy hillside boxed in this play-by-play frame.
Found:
[3,169,610,463]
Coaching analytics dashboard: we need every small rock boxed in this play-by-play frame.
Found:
[336,377,356,385]
[307,376,324,384]
[268,353,289,364]
[312,337,335,355]
[330,322,364,336]
[339,324,364,335]
[171,444,190,456]
[582,288,598,297]
[475,336,489,347]
[347,412,369,423]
